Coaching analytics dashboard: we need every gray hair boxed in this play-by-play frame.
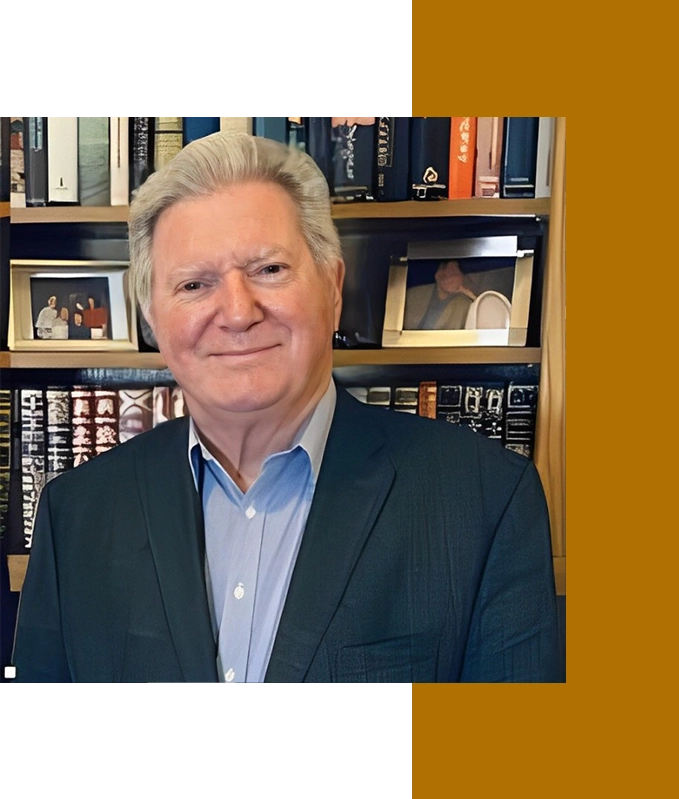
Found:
[128,131,342,311]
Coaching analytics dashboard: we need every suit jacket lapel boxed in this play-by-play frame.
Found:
[266,390,395,682]
[134,418,218,682]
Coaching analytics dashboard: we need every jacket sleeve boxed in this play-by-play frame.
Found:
[12,485,73,682]
[460,460,562,682]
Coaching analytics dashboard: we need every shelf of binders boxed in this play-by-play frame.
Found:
[10,198,551,224]
[0,347,542,370]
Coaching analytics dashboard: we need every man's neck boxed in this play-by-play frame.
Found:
[187,379,332,493]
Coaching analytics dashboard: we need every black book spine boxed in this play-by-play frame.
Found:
[130,117,154,197]
[0,216,9,350]
[0,116,10,201]
[0,389,11,537]
[5,390,27,554]
[500,117,539,198]
[409,117,450,200]
[331,121,376,201]
[376,117,410,201]
[305,118,333,190]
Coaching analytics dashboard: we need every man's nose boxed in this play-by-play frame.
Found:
[213,271,264,331]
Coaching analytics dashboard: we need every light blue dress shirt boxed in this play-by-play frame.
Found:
[188,381,336,683]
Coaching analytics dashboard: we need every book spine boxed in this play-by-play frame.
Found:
[0,116,10,202]
[410,118,450,200]
[183,117,220,145]
[6,390,27,553]
[10,117,26,207]
[535,117,555,199]
[71,386,96,466]
[366,386,391,408]
[171,387,186,418]
[129,117,154,198]
[331,118,376,201]
[287,118,306,152]
[154,118,183,170]
[474,117,504,198]
[153,386,171,426]
[375,117,410,201]
[109,117,130,206]
[47,117,79,203]
[93,388,119,456]
[24,117,48,206]
[118,388,153,442]
[219,117,253,135]
[392,386,418,414]
[253,118,287,142]
[305,117,333,188]
[504,382,538,458]
[45,388,73,478]
[500,117,539,199]
[417,381,437,419]
[20,389,46,549]
[448,117,477,199]
[78,117,110,206]
[0,389,11,536]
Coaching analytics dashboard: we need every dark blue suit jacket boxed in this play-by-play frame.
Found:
[13,388,560,682]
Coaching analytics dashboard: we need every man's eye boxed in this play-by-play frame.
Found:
[260,264,284,276]
[183,281,203,292]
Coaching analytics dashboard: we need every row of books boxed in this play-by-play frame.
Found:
[347,379,538,457]
[0,385,186,552]
[6,117,554,208]
[0,377,537,554]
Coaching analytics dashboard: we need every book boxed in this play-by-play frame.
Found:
[410,117,450,200]
[0,389,11,536]
[305,117,333,187]
[118,388,153,442]
[47,117,78,204]
[417,381,437,419]
[78,117,110,206]
[392,386,418,414]
[183,117,220,145]
[0,116,9,201]
[331,118,376,201]
[366,386,391,408]
[474,117,504,198]
[109,117,129,206]
[23,117,48,206]
[154,118,183,171]
[219,118,253,135]
[287,118,306,151]
[504,382,538,458]
[500,117,539,199]
[45,388,72,479]
[448,117,477,199]
[253,118,287,142]
[535,117,555,199]
[20,389,46,549]
[375,117,410,202]
[10,117,26,207]
[71,386,97,467]
[93,388,119,456]
[130,117,154,199]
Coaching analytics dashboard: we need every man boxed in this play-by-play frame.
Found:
[50,306,70,339]
[404,260,476,330]
[35,294,58,339]
[68,309,90,340]
[13,132,560,682]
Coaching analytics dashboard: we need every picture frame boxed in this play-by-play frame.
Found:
[8,259,138,352]
[382,235,534,348]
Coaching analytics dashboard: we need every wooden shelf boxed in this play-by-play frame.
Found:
[1,347,541,371]
[10,198,551,225]
[1,201,10,218]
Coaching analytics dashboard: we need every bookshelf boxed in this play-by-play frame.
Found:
[1,119,566,604]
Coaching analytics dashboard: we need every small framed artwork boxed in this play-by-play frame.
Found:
[382,235,534,347]
[8,260,138,351]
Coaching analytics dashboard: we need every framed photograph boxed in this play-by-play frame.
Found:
[382,235,534,347]
[8,260,138,351]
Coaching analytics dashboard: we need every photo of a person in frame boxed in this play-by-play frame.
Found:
[51,306,70,339]
[34,294,58,339]
[404,259,477,330]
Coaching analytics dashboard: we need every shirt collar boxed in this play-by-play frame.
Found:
[188,379,337,488]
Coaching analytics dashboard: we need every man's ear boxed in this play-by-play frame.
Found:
[332,258,345,329]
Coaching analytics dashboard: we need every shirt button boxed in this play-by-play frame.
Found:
[225,668,236,682]
[245,505,256,519]
[234,583,245,600]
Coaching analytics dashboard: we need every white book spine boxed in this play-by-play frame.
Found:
[110,117,130,206]
[47,117,78,203]
[219,117,253,135]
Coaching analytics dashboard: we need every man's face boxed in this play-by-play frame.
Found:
[147,182,344,423]
[435,261,464,295]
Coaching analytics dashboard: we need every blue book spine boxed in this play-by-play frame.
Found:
[409,117,450,200]
[331,120,376,201]
[253,118,287,142]
[183,117,220,145]
[305,118,333,189]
